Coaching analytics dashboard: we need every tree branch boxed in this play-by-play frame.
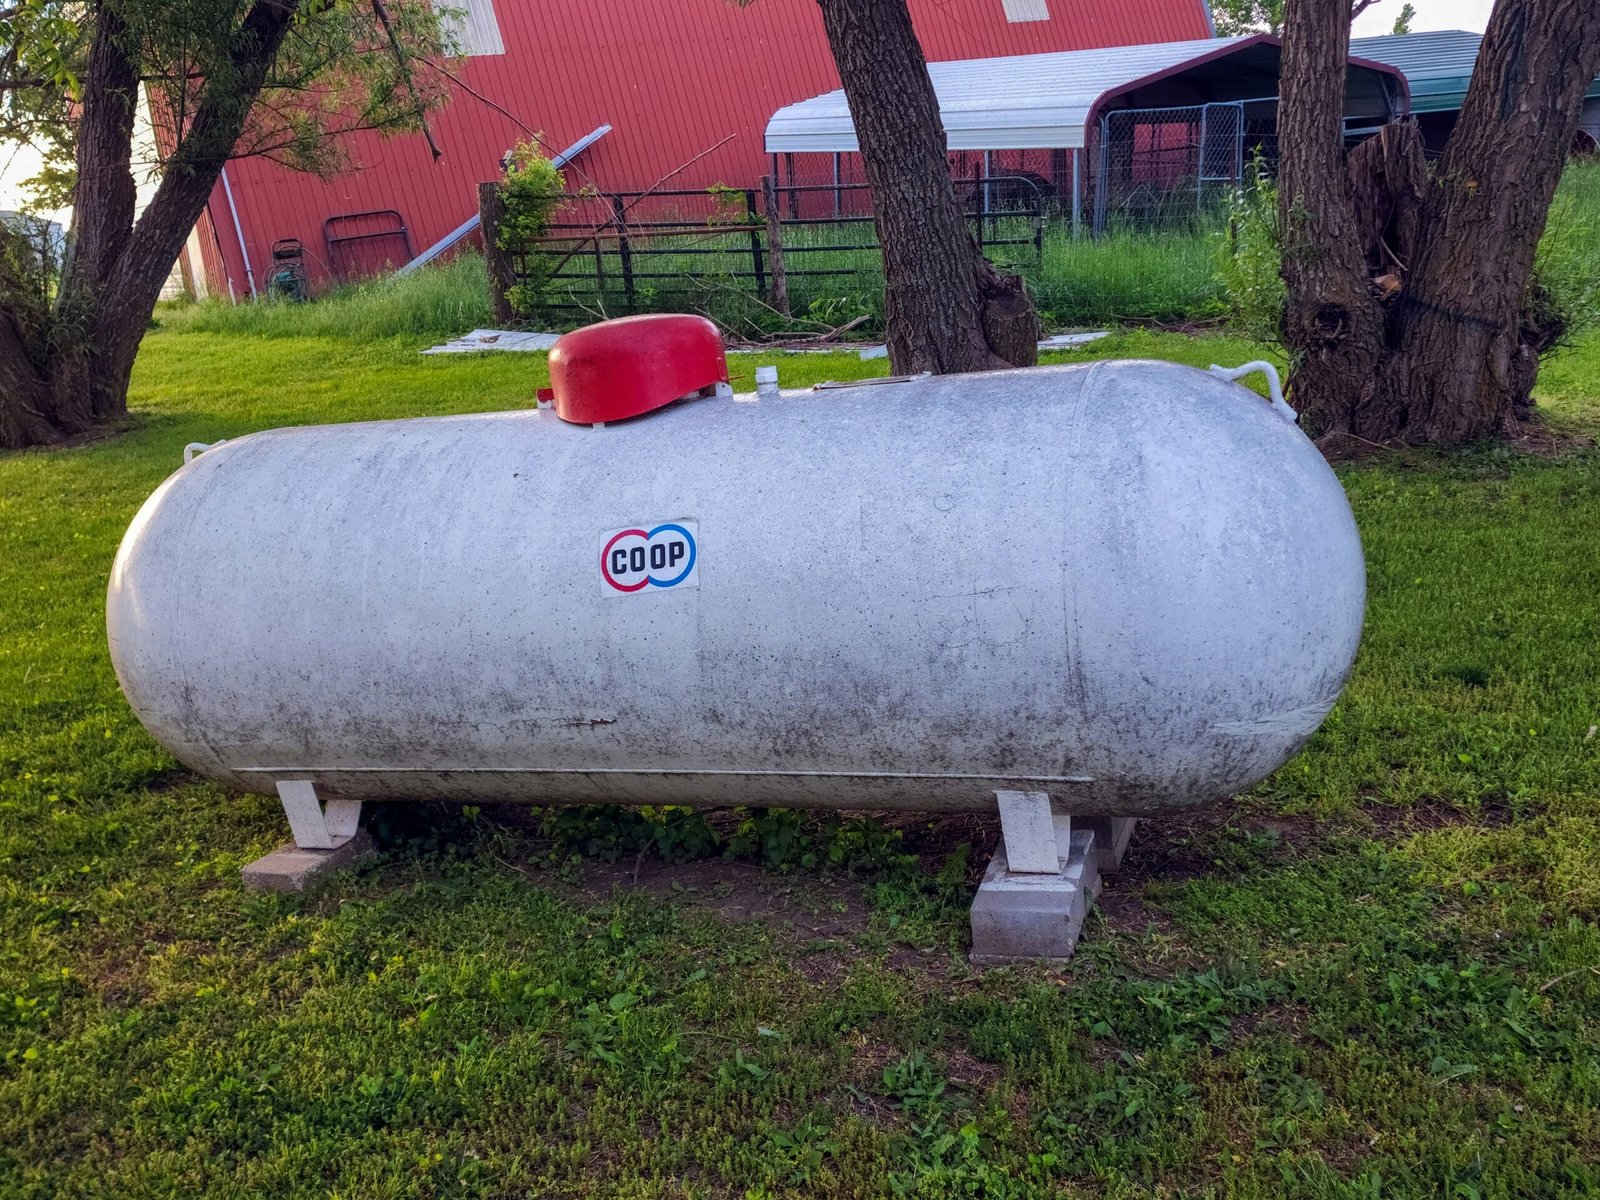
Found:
[370,0,440,160]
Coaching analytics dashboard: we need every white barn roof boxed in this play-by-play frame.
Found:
[765,35,1407,154]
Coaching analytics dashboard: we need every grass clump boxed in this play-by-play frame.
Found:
[1031,224,1227,326]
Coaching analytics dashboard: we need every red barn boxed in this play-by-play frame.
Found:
[185,0,1214,298]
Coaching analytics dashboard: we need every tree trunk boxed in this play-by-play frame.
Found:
[1281,0,1600,447]
[0,0,305,452]
[814,0,1038,375]
[1371,0,1600,442]
[1277,0,1386,432]
[44,2,142,437]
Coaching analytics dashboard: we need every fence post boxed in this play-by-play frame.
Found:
[611,195,636,313]
[972,162,985,252]
[745,189,766,299]
[1071,148,1083,240]
[1094,117,1110,238]
[478,181,515,324]
[760,176,789,317]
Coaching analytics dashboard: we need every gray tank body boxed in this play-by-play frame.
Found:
[107,360,1365,817]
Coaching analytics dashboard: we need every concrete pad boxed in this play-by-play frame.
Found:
[970,829,1098,964]
[421,329,561,355]
[241,830,376,893]
[1038,331,1110,350]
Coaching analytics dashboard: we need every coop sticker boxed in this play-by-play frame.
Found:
[601,521,698,594]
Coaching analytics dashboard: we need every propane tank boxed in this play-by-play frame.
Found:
[108,320,1364,818]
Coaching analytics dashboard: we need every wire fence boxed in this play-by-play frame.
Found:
[1092,99,1280,234]
[489,179,1046,327]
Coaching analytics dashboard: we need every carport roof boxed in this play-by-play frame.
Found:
[1352,30,1600,114]
[764,34,1407,155]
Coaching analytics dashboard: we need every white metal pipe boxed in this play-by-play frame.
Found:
[218,166,257,299]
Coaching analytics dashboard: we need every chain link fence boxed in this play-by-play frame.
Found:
[1092,99,1279,234]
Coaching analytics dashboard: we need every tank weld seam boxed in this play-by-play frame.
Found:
[233,767,1101,783]
[1209,700,1339,736]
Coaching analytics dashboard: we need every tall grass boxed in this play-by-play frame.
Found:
[154,160,1600,344]
[1030,226,1226,326]
[160,251,491,340]
[533,216,1223,334]
[1538,158,1600,336]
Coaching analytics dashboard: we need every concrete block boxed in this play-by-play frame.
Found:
[1077,816,1136,874]
[241,830,376,893]
[970,829,1098,964]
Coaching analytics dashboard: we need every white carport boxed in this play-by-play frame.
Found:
[764,34,1408,233]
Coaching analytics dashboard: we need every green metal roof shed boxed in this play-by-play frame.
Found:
[1352,29,1600,116]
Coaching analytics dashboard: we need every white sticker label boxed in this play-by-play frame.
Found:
[600,521,698,595]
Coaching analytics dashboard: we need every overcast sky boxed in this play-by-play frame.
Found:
[1351,0,1495,37]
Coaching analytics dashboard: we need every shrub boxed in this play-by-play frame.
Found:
[498,139,566,316]
[1217,157,1286,346]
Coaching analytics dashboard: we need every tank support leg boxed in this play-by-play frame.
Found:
[241,781,374,893]
[995,789,1072,874]
[1076,815,1137,875]
[277,780,363,850]
[971,790,1102,965]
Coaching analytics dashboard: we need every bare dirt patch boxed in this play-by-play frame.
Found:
[1356,796,1515,837]
[576,857,873,941]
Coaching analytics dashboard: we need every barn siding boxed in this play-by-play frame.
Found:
[204,0,1212,295]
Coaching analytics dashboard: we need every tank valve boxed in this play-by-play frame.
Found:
[1208,362,1297,425]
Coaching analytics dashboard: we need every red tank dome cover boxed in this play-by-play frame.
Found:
[548,314,729,425]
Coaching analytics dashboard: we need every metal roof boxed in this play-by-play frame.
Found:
[766,36,1251,154]
[765,34,1406,154]
[1352,29,1600,114]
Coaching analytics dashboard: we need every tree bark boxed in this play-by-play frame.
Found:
[0,0,306,451]
[1277,0,1386,433]
[1281,0,1600,446]
[814,0,1038,375]
[39,1,141,438]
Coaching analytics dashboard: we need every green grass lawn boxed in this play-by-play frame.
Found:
[3,325,1600,1198]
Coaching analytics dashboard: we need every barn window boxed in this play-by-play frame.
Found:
[1001,0,1049,21]
[439,0,504,56]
